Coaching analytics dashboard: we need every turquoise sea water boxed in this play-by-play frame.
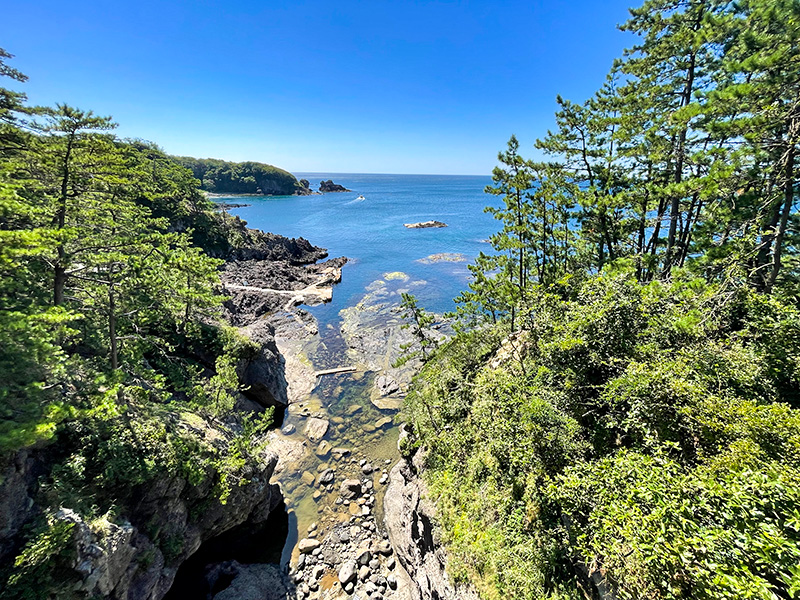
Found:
[224,173,497,320]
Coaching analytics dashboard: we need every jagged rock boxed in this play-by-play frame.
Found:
[236,321,289,408]
[383,446,480,600]
[341,479,363,500]
[319,180,351,193]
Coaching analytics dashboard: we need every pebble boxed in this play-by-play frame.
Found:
[281,424,296,435]
[358,565,371,580]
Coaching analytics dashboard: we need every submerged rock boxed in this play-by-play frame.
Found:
[304,417,330,442]
[403,221,447,229]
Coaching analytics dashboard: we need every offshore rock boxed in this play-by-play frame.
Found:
[319,179,351,193]
[403,221,447,229]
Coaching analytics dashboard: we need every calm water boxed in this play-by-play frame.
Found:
[224,173,497,320]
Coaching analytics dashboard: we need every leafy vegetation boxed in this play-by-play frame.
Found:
[173,155,302,196]
[404,1,800,598]
[0,50,275,597]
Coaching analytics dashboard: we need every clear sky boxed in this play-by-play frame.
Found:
[2,0,636,175]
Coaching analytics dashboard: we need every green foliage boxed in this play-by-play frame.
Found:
[0,50,280,595]
[173,155,300,195]
[407,273,800,599]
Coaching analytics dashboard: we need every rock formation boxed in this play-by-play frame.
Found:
[403,221,447,229]
[383,428,480,600]
[319,180,351,193]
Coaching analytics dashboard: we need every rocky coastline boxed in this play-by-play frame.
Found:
[0,217,466,600]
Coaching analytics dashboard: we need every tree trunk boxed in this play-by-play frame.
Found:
[662,50,697,278]
[109,284,118,370]
[53,133,75,305]
[766,138,796,292]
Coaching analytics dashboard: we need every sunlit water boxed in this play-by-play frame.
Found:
[216,174,496,576]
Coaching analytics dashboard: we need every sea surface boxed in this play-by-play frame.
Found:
[224,173,497,320]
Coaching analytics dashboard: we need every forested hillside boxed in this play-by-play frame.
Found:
[402,1,800,598]
[173,156,304,196]
[0,49,282,598]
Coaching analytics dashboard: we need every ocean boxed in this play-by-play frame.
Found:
[223,173,497,320]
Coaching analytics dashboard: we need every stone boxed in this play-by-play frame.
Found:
[298,538,321,554]
[312,565,326,580]
[317,469,335,486]
[374,375,400,397]
[340,479,362,499]
[356,546,372,566]
[387,574,398,589]
[304,418,329,442]
[379,474,389,485]
[375,416,393,429]
[301,471,315,486]
[338,560,357,585]
[358,565,371,580]
[361,423,377,433]
[331,447,351,458]
[376,539,392,555]
[346,404,362,416]
[403,220,447,229]
[281,423,296,435]
[361,463,374,474]
[315,440,332,457]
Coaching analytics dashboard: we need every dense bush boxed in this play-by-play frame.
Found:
[405,272,800,599]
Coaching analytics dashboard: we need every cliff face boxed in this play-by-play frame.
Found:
[0,436,283,600]
[383,429,480,600]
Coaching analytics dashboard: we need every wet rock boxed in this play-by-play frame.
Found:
[280,423,296,435]
[346,404,362,416]
[304,417,329,442]
[375,374,400,397]
[332,447,351,458]
[301,471,315,486]
[315,440,332,457]
[317,469,335,486]
[375,416,393,429]
[341,479,362,500]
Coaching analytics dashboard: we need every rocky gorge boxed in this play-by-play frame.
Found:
[0,215,472,600]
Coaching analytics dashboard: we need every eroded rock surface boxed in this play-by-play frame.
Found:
[383,438,480,600]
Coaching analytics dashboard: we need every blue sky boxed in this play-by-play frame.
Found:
[2,0,636,175]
